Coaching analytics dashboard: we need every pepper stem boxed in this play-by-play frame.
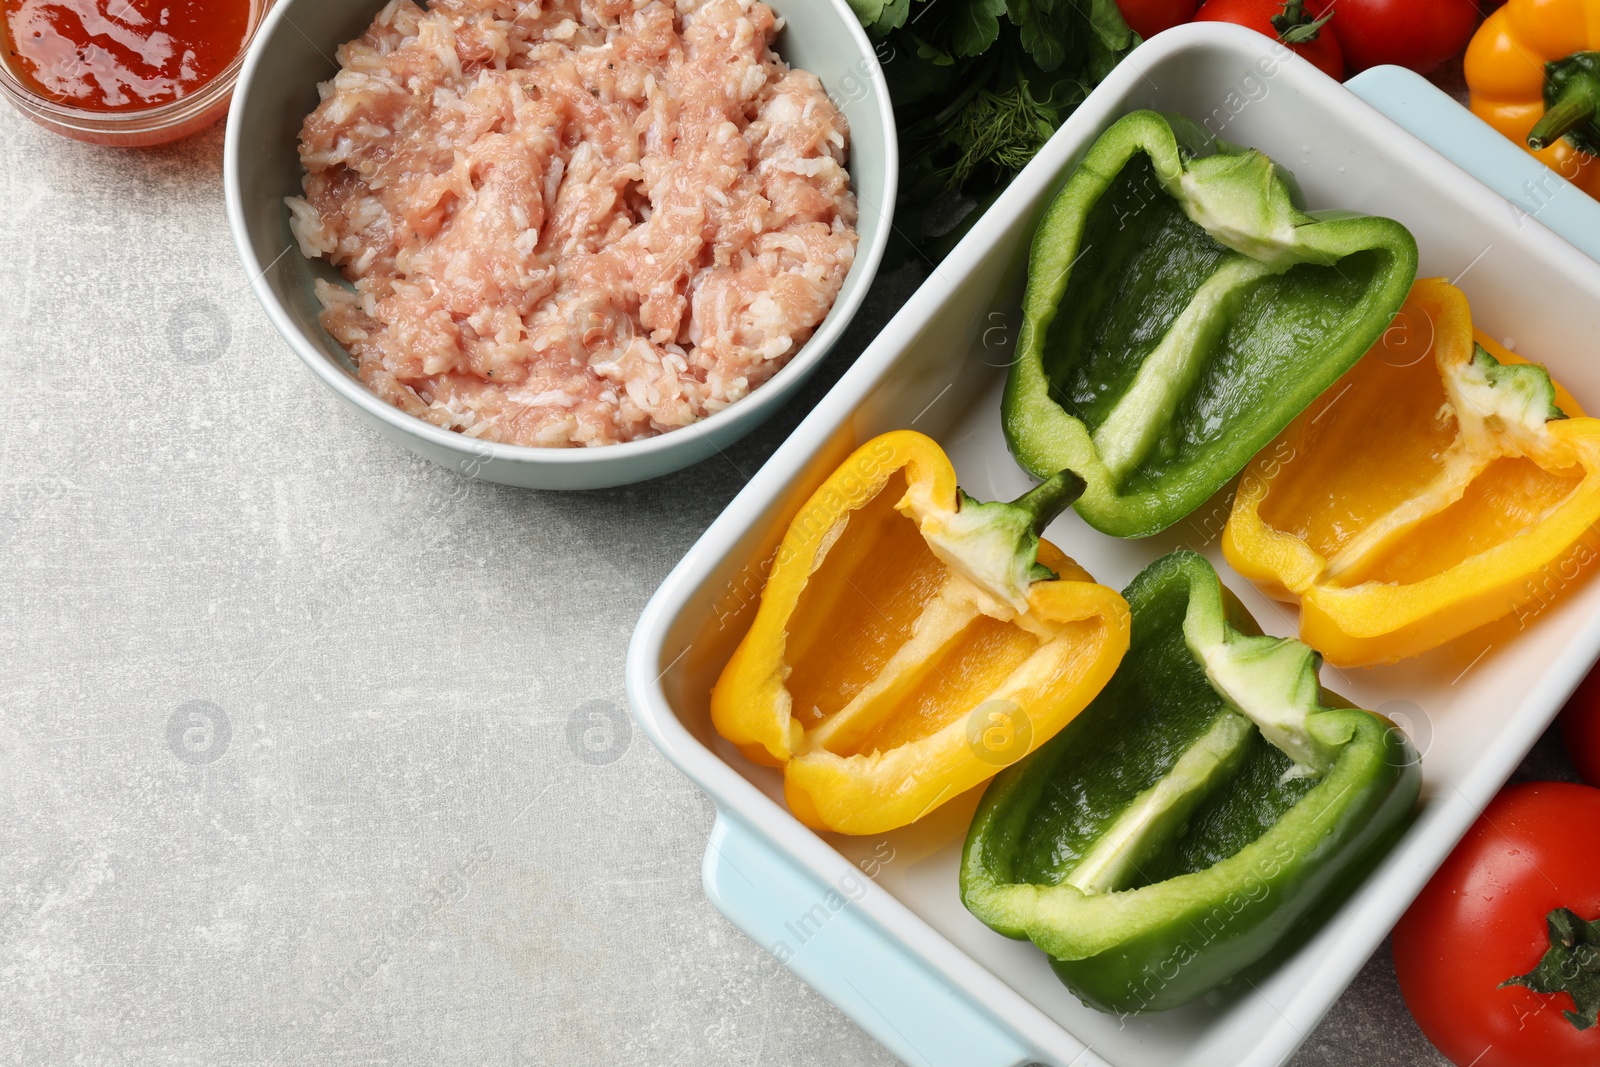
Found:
[920,469,1087,615]
[1009,469,1089,537]
[1530,52,1600,154]
[1529,86,1598,150]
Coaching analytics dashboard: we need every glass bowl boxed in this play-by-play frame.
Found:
[0,0,276,147]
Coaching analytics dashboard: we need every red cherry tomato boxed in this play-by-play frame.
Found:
[1560,663,1600,786]
[1329,0,1479,75]
[1192,0,1344,81]
[1115,0,1200,39]
[1393,783,1600,1067]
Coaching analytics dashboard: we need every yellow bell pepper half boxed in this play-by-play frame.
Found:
[1223,278,1600,667]
[711,430,1131,835]
[1465,0,1600,200]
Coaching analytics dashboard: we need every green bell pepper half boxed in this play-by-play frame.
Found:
[959,551,1421,1014]
[1003,110,1419,538]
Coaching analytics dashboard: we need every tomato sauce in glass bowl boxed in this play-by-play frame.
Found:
[0,0,271,145]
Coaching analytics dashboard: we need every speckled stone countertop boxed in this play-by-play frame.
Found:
[1,108,1575,1067]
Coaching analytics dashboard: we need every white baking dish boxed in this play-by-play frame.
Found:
[626,23,1600,1066]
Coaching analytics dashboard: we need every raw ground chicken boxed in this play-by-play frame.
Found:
[286,0,857,447]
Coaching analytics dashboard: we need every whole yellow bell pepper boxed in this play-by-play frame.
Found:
[1223,278,1600,667]
[712,430,1130,835]
[1465,0,1600,199]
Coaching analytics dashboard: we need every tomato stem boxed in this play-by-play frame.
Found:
[1500,907,1600,1032]
[1270,0,1331,45]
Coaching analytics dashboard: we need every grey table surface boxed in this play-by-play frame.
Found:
[2,106,1579,1067]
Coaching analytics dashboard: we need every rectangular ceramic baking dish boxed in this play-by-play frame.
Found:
[626,25,1600,1067]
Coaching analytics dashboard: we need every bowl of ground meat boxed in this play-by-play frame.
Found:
[225,0,893,489]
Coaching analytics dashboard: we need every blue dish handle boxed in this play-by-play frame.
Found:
[1347,65,1600,263]
[703,812,1046,1067]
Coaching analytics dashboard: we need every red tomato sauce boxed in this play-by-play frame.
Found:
[1,0,252,112]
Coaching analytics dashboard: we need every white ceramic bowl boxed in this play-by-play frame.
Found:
[627,23,1600,1067]
[224,0,896,490]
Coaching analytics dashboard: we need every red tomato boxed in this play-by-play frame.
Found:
[1192,0,1344,81]
[1560,663,1600,786]
[1329,0,1479,75]
[1393,783,1600,1067]
[1116,0,1200,39]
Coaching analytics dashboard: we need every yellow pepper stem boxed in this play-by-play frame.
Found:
[1530,53,1600,154]
[1011,469,1088,536]
[926,469,1086,611]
